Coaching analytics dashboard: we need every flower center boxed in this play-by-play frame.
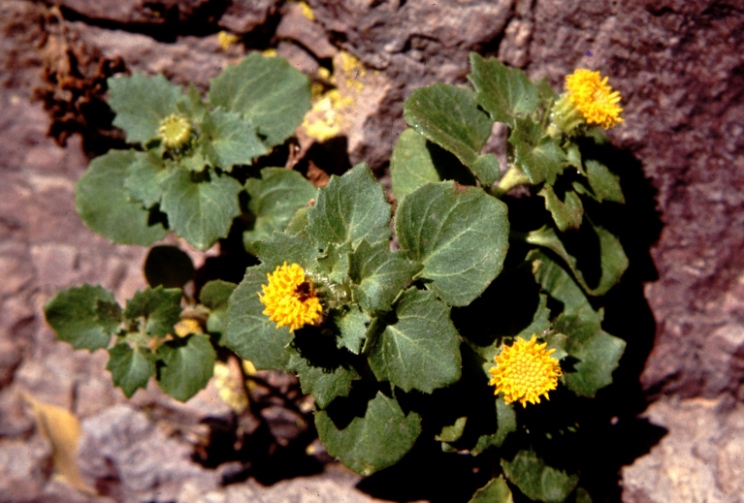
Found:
[158,113,192,149]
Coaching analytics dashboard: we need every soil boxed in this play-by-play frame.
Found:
[1,0,743,502]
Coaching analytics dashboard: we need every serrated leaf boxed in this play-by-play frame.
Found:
[317,242,352,284]
[243,168,317,247]
[528,250,594,318]
[288,349,359,409]
[395,181,509,306]
[106,343,156,397]
[124,287,182,338]
[200,108,268,170]
[469,476,514,503]
[76,150,168,245]
[554,313,626,397]
[124,151,170,208]
[471,397,517,455]
[224,263,293,370]
[44,285,121,351]
[156,333,216,401]
[315,391,421,476]
[585,160,624,203]
[526,224,628,296]
[335,306,370,354]
[349,240,422,315]
[509,119,566,185]
[160,168,243,251]
[468,53,540,125]
[366,288,461,393]
[403,83,495,185]
[390,128,442,201]
[502,450,579,503]
[539,185,584,231]
[306,164,391,249]
[144,245,195,289]
[200,280,237,338]
[108,73,183,144]
[208,53,311,148]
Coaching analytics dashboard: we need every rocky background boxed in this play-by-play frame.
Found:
[1,0,743,502]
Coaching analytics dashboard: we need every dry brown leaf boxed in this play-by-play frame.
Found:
[22,393,96,495]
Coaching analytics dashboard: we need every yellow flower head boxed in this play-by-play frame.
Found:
[564,69,624,129]
[158,113,192,149]
[488,335,562,407]
[259,262,322,332]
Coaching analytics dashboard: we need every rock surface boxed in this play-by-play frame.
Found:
[1,0,743,501]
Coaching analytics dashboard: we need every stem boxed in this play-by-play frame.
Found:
[492,165,531,197]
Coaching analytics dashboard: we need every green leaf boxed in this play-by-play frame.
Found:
[288,350,360,409]
[502,450,579,503]
[585,160,624,203]
[200,108,268,170]
[554,313,626,398]
[156,333,217,401]
[200,280,237,337]
[509,119,566,185]
[252,232,321,272]
[207,53,311,148]
[436,416,468,443]
[75,150,168,245]
[177,83,208,121]
[243,168,317,248]
[306,164,391,249]
[403,83,495,185]
[44,285,122,351]
[349,240,422,315]
[527,250,594,318]
[366,288,461,393]
[315,391,421,476]
[395,182,509,306]
[525,224,628,296]
[160,168,243,251]
[390,128,442,201]
[335,306,370,355]
[124,287,182,338]
[471,153,502,188]
[539,185,584,232]
[144,245,195,288]
[124,151,170,208]
[471,397,517,455]
[224,263,293,370]
[469,477,514,503]
[285,206,310,237]
[468,53,540,125]
[106,343,156,397]
[108,73,183,144]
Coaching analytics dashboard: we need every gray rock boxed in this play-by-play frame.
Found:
[622,396,744,503]
[77,404,218,503]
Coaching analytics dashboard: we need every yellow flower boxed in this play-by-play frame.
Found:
[158,113,192,149]
[259,262,322,332]
[564,69,624,129]
[488,335,562,407]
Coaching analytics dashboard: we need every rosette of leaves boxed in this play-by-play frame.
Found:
[224,163,510,475]
[75,53,312,251]
[43,284,216,401]
[391,54,628,503]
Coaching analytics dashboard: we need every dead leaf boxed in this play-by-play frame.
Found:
[22,393,96,495]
